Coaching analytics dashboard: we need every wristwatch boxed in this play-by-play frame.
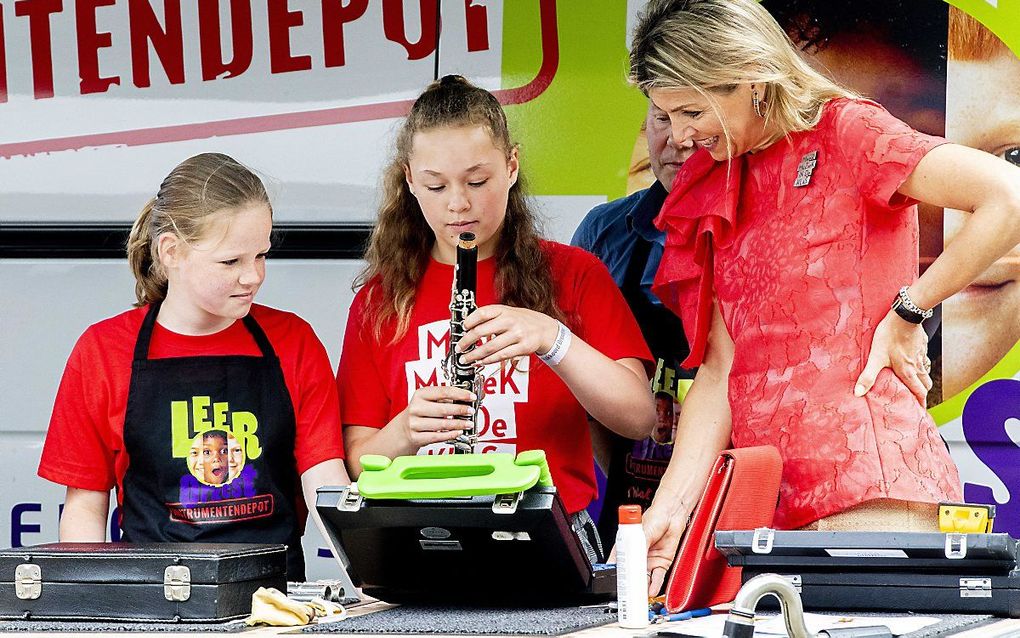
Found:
[891,286,933,324]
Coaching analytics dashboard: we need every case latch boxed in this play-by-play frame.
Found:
[752,527,775,554]
[492,492,522,514]
[164,565,191,601]
[336,485,363,512]
[945,533,968,559]
[15,564,41,600]
[960,577,992,598]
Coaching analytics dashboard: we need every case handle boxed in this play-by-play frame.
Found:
[356,450,553,500]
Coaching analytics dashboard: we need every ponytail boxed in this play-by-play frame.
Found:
[127,198,168,306]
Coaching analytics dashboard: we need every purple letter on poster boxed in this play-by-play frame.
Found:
[962,379,1020,536]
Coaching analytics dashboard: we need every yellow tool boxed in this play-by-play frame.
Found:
[938,502,996,533]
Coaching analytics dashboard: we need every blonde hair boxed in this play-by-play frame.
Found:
[949,7,1010,62]
[126,152,271,306]
[355,75,564,342]
[629,0,855,138]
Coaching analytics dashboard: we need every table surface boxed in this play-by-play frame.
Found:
[3,600,1020,638]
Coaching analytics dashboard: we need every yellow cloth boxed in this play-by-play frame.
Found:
[244,587,347,626]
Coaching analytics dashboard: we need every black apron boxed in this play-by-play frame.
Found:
[596,233,693,549]
[120,303,305,579]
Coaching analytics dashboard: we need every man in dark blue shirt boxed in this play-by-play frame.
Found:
[572,102,695,549]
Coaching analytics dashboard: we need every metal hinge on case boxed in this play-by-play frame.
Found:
[492,492,522,514]
[164,565,191,602]
[945,533,968,559]
[337,485,363,512]
[960,577,991,598]
[752,528,775,554]
[15,564,41,600]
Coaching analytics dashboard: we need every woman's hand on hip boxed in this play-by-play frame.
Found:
[456,304,560,366]
[400,386,476,448]
[854,310,932,406]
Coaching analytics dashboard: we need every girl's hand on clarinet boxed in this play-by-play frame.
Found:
[457,305,559,365]
[401,386,476,448]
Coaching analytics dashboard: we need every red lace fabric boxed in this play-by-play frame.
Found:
[653,98,962,528]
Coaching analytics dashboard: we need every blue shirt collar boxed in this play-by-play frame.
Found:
[626,180,668,245]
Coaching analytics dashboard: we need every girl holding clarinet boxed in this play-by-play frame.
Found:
[336,76,655,562]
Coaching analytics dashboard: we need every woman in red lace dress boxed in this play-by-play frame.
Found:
[631,0,1020,595]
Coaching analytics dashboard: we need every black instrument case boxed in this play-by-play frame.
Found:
[0,542,286,622]
[715,529,1020,617]
[317,485,614,605]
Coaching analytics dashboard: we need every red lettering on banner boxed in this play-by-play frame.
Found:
[382,0,436,61]
[1,0,501,107]
[483,375,496,395]
[322,0,368,68]
[0,4,7,103]
[464,0,488,52]
[15,0,62,99]
[267,0,311,74]
[414,369,440,389]
[128,0,184,88]
[479,444,498,454]
[198,0,253,81]
[77,0,120,94]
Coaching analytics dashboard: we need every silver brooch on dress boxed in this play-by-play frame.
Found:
[793,150,818,188]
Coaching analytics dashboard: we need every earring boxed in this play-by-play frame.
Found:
[752,85,765,118]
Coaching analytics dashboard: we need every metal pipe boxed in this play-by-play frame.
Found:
[722,573,812,638]
[720,573,892,638]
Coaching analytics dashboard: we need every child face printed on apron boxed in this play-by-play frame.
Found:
[652,392,678,445]
[202,433,228,484]
[186,430,244,486]
[228,435,245,481]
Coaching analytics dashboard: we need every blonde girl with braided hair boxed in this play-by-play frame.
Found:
[40,152,348,580]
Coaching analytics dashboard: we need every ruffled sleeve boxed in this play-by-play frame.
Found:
[652,148,742,368]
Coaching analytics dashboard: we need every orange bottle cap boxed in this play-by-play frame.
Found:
[619,504,642,524]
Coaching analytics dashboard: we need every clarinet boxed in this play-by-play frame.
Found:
[443,232,484,454]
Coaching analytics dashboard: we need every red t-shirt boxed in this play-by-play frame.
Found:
[337,241,651,514]
[39,304,345,507]
[653,98,962,528]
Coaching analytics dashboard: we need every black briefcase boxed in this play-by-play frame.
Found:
[0,543,287,622]
[716,529,1020,617]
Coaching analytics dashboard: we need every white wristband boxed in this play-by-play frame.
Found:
[537,321,572,366]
